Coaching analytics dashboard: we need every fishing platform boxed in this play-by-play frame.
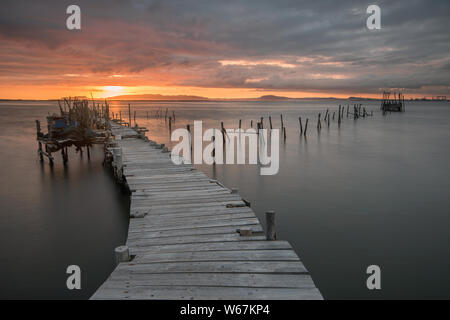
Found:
[91,121,322,300]
[381,91,405,112]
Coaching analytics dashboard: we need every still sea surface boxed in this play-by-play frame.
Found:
[1,99,449,299]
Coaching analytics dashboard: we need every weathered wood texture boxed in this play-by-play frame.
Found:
[92,123,322,300]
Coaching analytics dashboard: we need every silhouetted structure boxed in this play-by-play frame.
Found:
[381,91,405,112]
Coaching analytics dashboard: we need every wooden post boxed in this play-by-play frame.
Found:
[115,245,130,264]
[269,116,273,129]
[265,211,276,240]
[221,122,226,144]
[299,117,303,135]
[112,147,123,181]
[239,119,241,129]
[338,105,341,125]
[128,104,132,127]
[317,113,321,130]
[172,111,176,122]
[260,117,264,129]
[186,124,192,156]
[280,114,284,129]
[169,117,172,132]
[212,135,216,164]
[35,120,44,161]
[250,120,253,128]
[304,118,309,136]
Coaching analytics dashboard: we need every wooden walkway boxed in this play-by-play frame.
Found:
[91,123,322,300]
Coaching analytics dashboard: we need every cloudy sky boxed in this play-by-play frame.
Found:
[0,0,449,99]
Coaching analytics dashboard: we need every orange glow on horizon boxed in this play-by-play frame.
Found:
[0,84,433,101]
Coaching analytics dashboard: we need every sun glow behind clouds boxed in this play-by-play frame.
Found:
[99,86,126,98]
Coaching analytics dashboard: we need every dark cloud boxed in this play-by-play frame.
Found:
[0,0,449,95]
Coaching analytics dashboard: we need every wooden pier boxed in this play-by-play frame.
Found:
[91,122,322,300]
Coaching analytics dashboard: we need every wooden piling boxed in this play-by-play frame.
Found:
[338,105,341,125]
[265,211,277,240]
[35,120,44,161]
[128,104,132,127]
[269,116,273,129]
[304,118,309,136]
[221,122,226,144]
[115,245,130,264]
[299,117,303,135]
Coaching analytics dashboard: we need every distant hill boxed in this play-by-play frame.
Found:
[257,95,291,101]
[108,94,208,101]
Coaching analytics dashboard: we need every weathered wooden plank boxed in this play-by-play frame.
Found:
[127,225,263,241]
[127,233,266,247]
[127,240,293,254]
[91,286,322,300]
[133,249,300,264]
[129,212,257,227]
[118,260,308,274]
[99,273,316,289]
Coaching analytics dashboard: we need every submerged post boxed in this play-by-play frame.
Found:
[265,211,277,240]
[269,116,273,129]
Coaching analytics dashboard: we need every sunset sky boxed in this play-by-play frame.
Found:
[0,0,449,100]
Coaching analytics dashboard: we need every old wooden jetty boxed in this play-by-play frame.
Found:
[91,122,322,300]
[381,91,405,112]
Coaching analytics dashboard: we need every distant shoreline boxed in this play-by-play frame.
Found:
[0,98,447,102]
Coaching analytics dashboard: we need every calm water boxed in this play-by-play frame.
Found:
[1,99,450,299]
[0,101,130,299]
